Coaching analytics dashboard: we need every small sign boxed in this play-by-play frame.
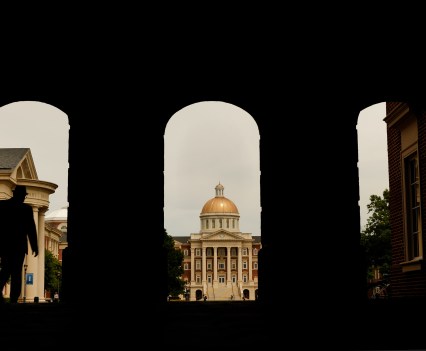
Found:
[26,273,33,285]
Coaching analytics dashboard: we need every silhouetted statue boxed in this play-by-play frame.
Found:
[0,185,38,303]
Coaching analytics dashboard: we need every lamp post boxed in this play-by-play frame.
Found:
[56,271,61,302]
[23,264,28,303]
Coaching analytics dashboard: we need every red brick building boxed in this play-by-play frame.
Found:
[385,102,426,297]
[173,183,261,301]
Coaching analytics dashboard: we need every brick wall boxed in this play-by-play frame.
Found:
[386,101,402,114]
[388,104,426,297]
[417,109,426,285]
[388,121,405,297]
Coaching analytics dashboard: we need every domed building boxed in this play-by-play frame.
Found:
[173,183,261,301]
[45,206,68,264]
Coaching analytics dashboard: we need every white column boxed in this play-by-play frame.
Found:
[202,247,206,288]
[248,245,253,282]
[37,209,46,300]
[24,206,39,301]
[213,247,218,287]
[227,246,231,285]
[190,248,195,283]
[238,246,242,284]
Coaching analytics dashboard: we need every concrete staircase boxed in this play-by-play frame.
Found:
[206,284,241,301]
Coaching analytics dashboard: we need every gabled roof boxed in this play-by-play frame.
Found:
[0,148,38,179]
[202,230,247,241]
[173,236,190,244]
[174,235,261,244]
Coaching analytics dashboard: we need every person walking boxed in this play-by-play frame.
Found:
[0,185,38,303]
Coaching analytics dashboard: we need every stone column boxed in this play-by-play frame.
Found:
[213,247,218,287]
[227,246,231,285]
[248,245,253,282]
[37,208,46,300]
[190,248,195,283]
[202,247,207,292]
[24,206,40,301]
[238,246,242,284]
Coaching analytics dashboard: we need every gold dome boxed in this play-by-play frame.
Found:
[201,197,239,214]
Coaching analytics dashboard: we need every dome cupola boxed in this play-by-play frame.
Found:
[200,183,240,233]
[201,183,239,214]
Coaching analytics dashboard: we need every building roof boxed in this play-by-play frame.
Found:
[201,197,239,214]
[0,148,30,170]
[46,206,68,221]
[173,235,261,244]
[201,183,239,214]
[173,236,190,244]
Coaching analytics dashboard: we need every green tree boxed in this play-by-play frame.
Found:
[44,249,62,296]
[163,228,185,297]
[360,188,391,280]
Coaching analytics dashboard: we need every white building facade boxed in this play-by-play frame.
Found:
[0,148,59,302]
[174,183,261,301]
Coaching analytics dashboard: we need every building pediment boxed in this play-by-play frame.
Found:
[202,230,246,241]
[0,148,38,181]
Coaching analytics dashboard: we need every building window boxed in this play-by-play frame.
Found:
[219,276,225,283]
[231,261,236,270]
[253,248,257,255]
[212,220,215,228]
[218,248,225,256]
[242,248,248,256]
[243,275,248,283]
[184,263,189,270]
[207,261,212,270]
[196,275,201,283]
[232,219,235,228]
[184,249,188,256]
[232,275,237,283]
[218,262,225,270]
[207,275,212,283]
[243,261,247,269]
[227,219,229,228]
[253,262,258,270]
[231,248,237,256]
[206,248,213,256]
[206,219,209,229]
[219,219,222,228]
[196,248,201,256]
[196,260,201,270]
[404,152,422,260]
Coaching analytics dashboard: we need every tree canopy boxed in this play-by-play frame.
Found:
[360,188,391,280]
[163,228,185,297]
[44,249,62,295]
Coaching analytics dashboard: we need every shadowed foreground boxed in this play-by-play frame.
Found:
[2,300,426,350]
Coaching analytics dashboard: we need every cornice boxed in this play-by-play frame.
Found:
[383,102,410,128]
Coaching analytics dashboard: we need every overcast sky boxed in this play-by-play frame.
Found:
[0,101,69,215]
[357,102,388,230]
[0,100,387,231]
[164,102,261,237]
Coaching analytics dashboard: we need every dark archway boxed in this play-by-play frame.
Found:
[195,289,203,301]
[243,289,249,300]
[2,77,426,349]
